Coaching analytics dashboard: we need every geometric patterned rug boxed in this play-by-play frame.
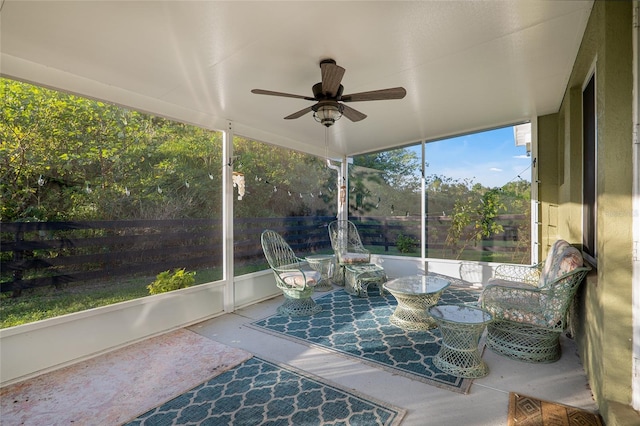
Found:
[508,393,603,426]
[249,286,482,394]
[123,357,406,426]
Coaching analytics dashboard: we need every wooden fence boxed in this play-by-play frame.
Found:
[1,214,527,295]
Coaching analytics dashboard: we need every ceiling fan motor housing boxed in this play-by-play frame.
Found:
[312,82,344,100]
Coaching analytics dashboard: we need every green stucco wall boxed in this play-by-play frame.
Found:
[537,113,559,254]
[536,2,636,424]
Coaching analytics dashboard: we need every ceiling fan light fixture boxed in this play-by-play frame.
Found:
[313,104,343,127]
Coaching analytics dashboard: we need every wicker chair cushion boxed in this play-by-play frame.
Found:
[341,253,370,264]
[540,244,583,288]
[328,221,371,265]
[538,240,570,287]
[279,270,321,287]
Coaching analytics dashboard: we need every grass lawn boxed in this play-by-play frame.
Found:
[0,267,225,328]
[1,277,151,328]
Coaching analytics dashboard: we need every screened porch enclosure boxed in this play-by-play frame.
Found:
[1,78,532,332]
[0,79,534,389]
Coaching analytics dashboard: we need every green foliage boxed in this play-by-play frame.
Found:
[353,148,421,190]
[1,78,223,222]
[445,187,507,259]
[396,233,418,253]
[231,137,336,218]
[350,148,421,215]
[147,268,195,295]
[446,198,473,250]
[476,189,506,237]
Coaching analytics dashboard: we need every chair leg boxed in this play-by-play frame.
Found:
[277,294,322,316]
[336,265,345,286]
[486,321,561,363]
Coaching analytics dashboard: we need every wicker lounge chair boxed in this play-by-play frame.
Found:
[260,230,322,316]
[480,240,591,363]
[328,220,373,284]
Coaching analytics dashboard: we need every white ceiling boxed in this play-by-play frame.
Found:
[0,1,593,158]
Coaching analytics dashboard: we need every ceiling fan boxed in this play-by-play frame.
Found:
[251,59,407,127]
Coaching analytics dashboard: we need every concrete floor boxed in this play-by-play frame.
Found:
[189,289,600,426]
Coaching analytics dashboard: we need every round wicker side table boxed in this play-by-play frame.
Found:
[429,304,493,378]
[383,275,451,330]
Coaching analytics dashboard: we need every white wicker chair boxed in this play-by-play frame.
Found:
[260,230,322,316]
[327,220,372,285]
[480,240,591,363]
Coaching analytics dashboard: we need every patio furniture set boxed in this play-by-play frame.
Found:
[262,224,591,377]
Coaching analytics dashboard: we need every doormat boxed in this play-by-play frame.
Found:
[248,286,482,394]
[1,329,252,425]
[124,357,406,426]
[508,392,603,426]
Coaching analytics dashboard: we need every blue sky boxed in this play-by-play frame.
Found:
[410,126,531,189]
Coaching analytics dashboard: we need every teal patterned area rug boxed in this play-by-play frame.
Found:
[124,357,406,426]
[249,286,482,394]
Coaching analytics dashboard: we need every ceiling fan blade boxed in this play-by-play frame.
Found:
[341,104,367,122]
[284,106,314,120]
[321,61,346,97]
[251,89,315,101]
[341,87,407,102]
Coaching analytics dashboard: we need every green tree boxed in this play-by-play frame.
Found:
[232,137,336,218]
[350,148,421,216]
[445,186,507,259]
[353,148,420,189]
[476,189,506,238]
[1,78,224,221]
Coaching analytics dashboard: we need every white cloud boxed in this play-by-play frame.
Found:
[513,155,529,159]
[489,167,502,172]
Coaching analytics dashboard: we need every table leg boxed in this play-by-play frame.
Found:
[388,293,442,331]
[433,324,488,378]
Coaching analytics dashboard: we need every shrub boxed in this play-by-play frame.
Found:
[147,268,196,295]
[396,233,418,253]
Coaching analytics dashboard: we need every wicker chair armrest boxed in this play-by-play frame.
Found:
[480,283,548,326]
[484,279,538,291]
[275,259,311,270]
[493,262,542,285]
[543,265,591,288]
[272,266,299,274]
[273,263,320,290]
[482,281,543,301]
[295,258,313,269]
